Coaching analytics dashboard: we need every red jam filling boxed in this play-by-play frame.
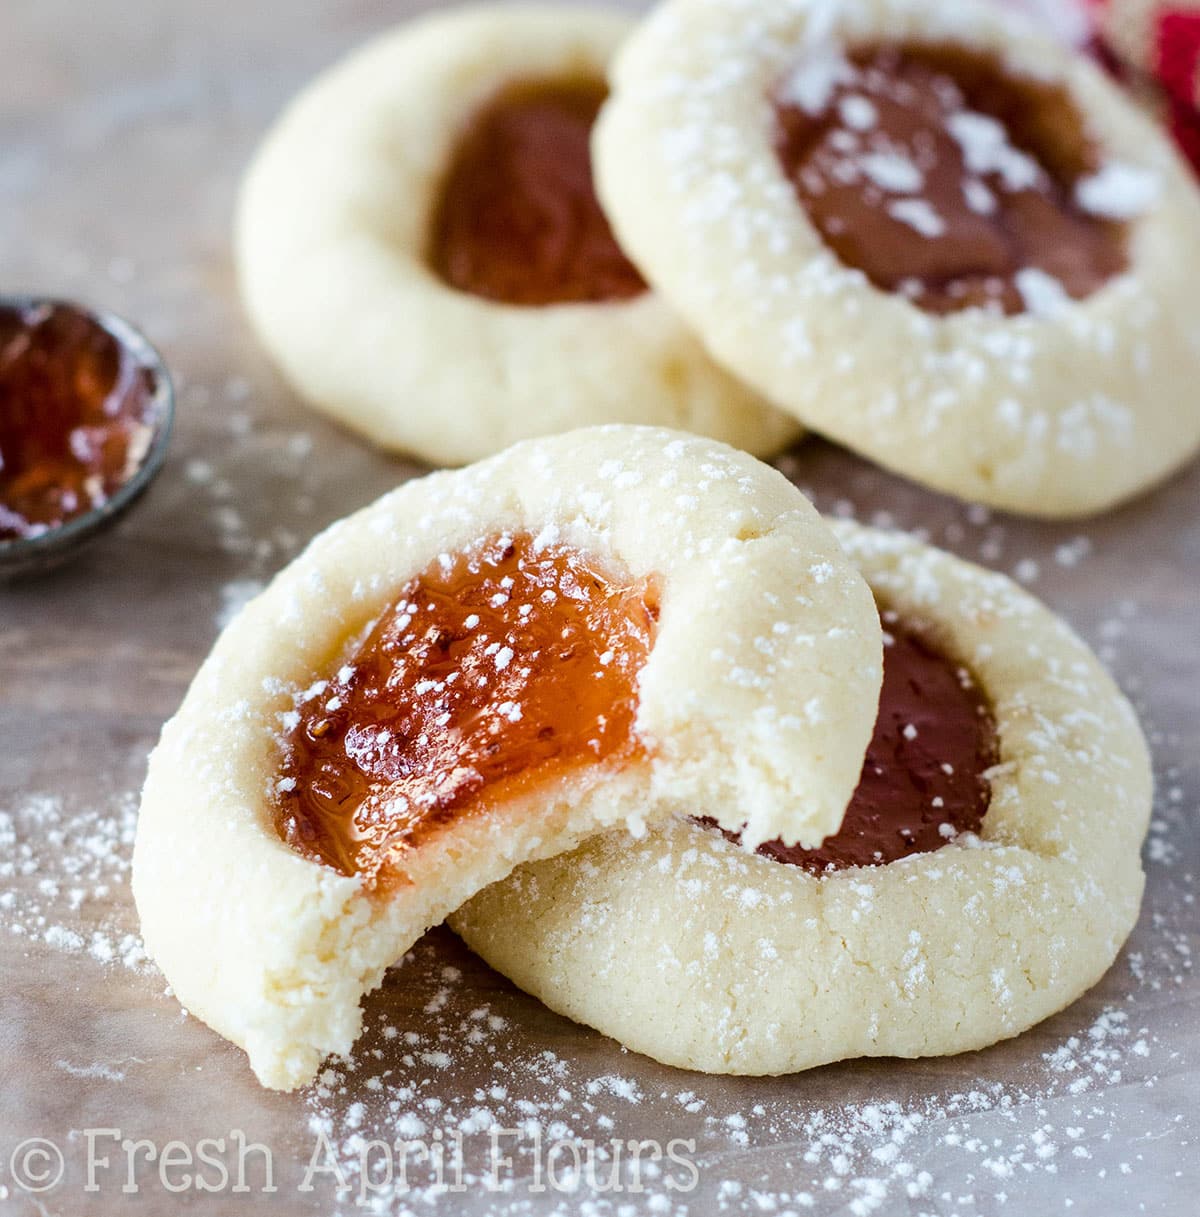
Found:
[0,301,159,541]
[704,611,997,873]
[276,533,658,883]
[429,78,647,306]
[773,43,1127,315]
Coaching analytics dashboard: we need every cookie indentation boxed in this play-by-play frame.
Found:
[705,610,996,871]
[430,79,647,305]
[773,43,1128,315]
[276,533,658,882]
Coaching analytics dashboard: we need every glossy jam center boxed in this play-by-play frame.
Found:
[429,78,647,306]
[0,301,158,541]
[276,534,658,883]
[773,43,1128,315]
[706,611,997,873]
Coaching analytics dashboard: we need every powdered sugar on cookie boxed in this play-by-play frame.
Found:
[594,0,1200,514]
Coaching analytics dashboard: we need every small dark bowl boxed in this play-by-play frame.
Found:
[0,296,175,581]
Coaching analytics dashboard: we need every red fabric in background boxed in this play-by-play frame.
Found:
[1168,97,1200,167]
[1156,12,1200,102]
[1075,0,1200,171]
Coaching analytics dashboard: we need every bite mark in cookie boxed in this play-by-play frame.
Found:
[133,427,881,1089]
[277,532,657,884]
[430,79,647,305]
[774,42,1129,315]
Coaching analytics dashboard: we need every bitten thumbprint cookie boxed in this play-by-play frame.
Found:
[133,427,879,1089]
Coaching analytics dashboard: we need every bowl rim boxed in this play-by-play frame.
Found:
[0,294,176,563]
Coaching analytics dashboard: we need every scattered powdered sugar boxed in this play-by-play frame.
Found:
[3,376,1193,1213]
[887,197,946,238]
[1075,161,1161,220]
[858,150,925,194]
[946,110,1043,192]
[177,373,320,578]
[0,791,148,972]
[175,378,338,635]
[1054,534,1092,568]
[4,720,1191,1217]
[4,495,1195,1214]
[1014,266,1072,317]
[777,49,853,115]
[55,1058,144,1083]
[838,93,878,131]
[217,577,267,628]
[290,934,1181,1216]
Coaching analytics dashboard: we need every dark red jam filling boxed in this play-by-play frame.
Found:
[429,78,647,305]
[0,301,159,541]
[703,610,997,873]
[773,43,1127,315]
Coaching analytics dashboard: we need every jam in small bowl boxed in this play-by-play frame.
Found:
[0,296,174,579]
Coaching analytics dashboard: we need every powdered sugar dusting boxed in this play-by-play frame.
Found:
[3,468,1196,1213]
[1015,266,1072,317]
[1076,161,1161,220]
[887,197,946,238]
[777,49,853,114]
[618,0,1179,508]
[291,934,1181,1215]
[0,791,149,972]
[2,754,1191,1214]
[281,495,1189,1213]
[946,109,1042,192]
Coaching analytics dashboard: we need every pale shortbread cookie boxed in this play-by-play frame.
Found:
[133,427,880,1089]
[452,521,1153,1074]
[234,4,799,465]
[593,0,1200,516]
